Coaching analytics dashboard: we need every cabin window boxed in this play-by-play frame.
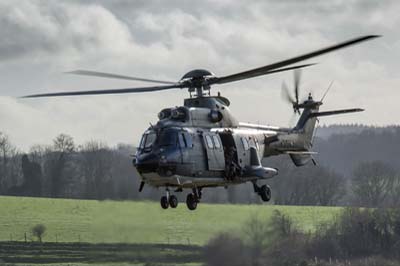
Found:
[212,135,222,149]
[205,135,214,149]
[255,137,260,150]
[184,132,193,148]
[241,137,249,150]
[178,133,186,148]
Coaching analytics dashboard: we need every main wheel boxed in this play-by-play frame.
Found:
[186,193,198,211]
[259,185,271,202]
[169,195,178,208]
[160,196,169,209]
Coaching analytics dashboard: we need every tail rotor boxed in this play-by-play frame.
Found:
[281,69,303,114]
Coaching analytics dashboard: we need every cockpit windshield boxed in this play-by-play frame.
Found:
[138,128,182,152]
[159,129,178,147]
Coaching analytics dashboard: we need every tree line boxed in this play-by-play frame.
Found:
[0,125,399,207]
[0,132,150,200]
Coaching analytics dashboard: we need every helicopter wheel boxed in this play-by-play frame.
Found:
[186,193,198,211]
[259,185,271,202]
[169,195,178,208]
[160,196,169,209]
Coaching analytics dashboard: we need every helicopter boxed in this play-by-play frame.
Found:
[23,35,380,210]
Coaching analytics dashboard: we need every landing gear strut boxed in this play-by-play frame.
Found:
[186,187,202,211]
[160,189,179,209]
[253,183,271,202]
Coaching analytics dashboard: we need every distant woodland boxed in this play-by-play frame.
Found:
[1,124,399,207]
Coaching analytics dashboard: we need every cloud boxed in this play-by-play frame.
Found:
[0,1,134,62]
[0,0,398,150]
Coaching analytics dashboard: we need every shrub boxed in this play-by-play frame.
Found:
[204,232,250,266]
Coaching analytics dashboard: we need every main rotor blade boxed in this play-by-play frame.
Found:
[254,63,316,76]
[21,84,184,98]
[66,70,177,85]
[211,35,380,85]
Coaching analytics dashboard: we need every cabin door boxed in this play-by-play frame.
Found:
[203,133,225,171]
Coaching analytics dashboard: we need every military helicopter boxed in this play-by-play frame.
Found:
[23,35,379,210]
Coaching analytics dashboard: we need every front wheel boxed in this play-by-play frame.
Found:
[160,196,169,209]
[169,195,178,208]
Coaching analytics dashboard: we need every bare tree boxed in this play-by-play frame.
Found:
[49,134,75,197]
[31,224,46,242]
[53,134,75,153]
[0,132,21,192]
[0,132,12,191]
[352,161,396,207]
[269,157,344,206]
[80,140,114,199]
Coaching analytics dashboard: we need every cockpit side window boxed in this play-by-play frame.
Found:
[139,135,146,149]
[144,133,156,149]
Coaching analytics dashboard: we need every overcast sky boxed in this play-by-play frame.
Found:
[0,0,398,150]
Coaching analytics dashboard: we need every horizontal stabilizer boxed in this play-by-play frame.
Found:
[289,153,313,167]
[285,151,318,155]
[310,108,364,117]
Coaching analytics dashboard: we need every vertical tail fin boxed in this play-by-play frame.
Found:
[293,99,320,147]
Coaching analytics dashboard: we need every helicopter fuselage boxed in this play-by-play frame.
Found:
[134,96,312,189]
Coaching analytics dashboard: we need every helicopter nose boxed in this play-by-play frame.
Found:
[134,152,160,173]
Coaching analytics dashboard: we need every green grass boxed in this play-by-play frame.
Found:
[0,196,341,245]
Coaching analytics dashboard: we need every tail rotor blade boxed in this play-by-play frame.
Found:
[281,81,294,104]
[294,69,301,104]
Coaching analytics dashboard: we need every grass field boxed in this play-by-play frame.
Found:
[0,242,203,265]
[0,196,341,245]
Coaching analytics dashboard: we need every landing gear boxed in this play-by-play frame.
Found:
[259,185,271,202]
[186,187,202,211]
[253,183,271,202]
[169,195,178,208]
[160,196,169,209]
[186,193,198,210]
[159,187,202,210]
[160,189,179,209]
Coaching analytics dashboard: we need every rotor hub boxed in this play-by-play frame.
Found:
[180,69,216,97]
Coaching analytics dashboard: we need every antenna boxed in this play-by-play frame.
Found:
[321,81,334,102]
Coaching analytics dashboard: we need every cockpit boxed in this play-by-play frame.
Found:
[135,127,193,174]
[138,128,193,154]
